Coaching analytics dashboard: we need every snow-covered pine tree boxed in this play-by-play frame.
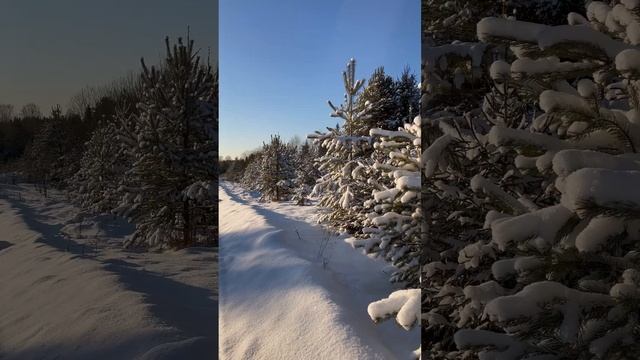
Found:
[431,3,640,358]
[420,94,515,357]
[240,151,262,191]
[356,66,397,132]
[394,67,421,129]
[421,2,505,353]
[420,2,596,356]
[292,141,320,205]
[310,59,374,233]
[114,37,217,248]
[71,120,130,214]
[257,134,295,202]
[424,0,584,46]
[347,116,423,287]
[355,116,422,359]
[22,106,72,195]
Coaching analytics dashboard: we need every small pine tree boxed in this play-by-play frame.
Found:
[258,135,295,202]
[311,59,374,233]
[71,120,129,213]
[292,142,320,205]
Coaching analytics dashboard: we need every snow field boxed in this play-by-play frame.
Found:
[218,182,419,360]
[0,183,217,359]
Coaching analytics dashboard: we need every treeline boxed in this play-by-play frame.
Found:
[2,37,218,249]
[0,106,89,170]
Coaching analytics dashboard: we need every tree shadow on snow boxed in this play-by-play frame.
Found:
[221,182,332,264]
[0,240,12,251]
[3,194,219,357]
[103,258,218,349]
[2,195,87,255]
[0,329,208,360]
[91,213,135,238]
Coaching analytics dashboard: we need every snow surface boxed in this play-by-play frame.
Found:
[477,16,632,59]
[615,48,640,74]
[477,17,547,43]
[510,57,595,77]
[218,181,418,360]
[490,205,573,251]
[484,281,614,341]
[0,183,217,359]
[489,60,511,81]
[560,168,640,213]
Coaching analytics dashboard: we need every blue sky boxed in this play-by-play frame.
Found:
[220,0,420,158]
[0,0,217,114]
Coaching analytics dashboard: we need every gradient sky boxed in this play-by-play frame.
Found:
[0,0,217,115]
[220,0,420,158]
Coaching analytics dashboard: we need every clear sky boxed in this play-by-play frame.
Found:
[0,0,217,115]
[220,0,420,158]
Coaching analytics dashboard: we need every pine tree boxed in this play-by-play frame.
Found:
[71,120,129,213]
[347,118,423,286]
[356,117,422,359]
[22,106,70,195]
[311,58,374,233]
[241,151,262,191]
[257,135,295,202]
[394,67,420,129]
[114,37,217,248]
[292,142,320,205]
[356,66,397,132]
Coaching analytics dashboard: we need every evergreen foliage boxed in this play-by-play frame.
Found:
[356,66,397,132]
[292,142,320,205]
[257,135,296,202]
[422,1,640,358]
[113,37,217,248]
